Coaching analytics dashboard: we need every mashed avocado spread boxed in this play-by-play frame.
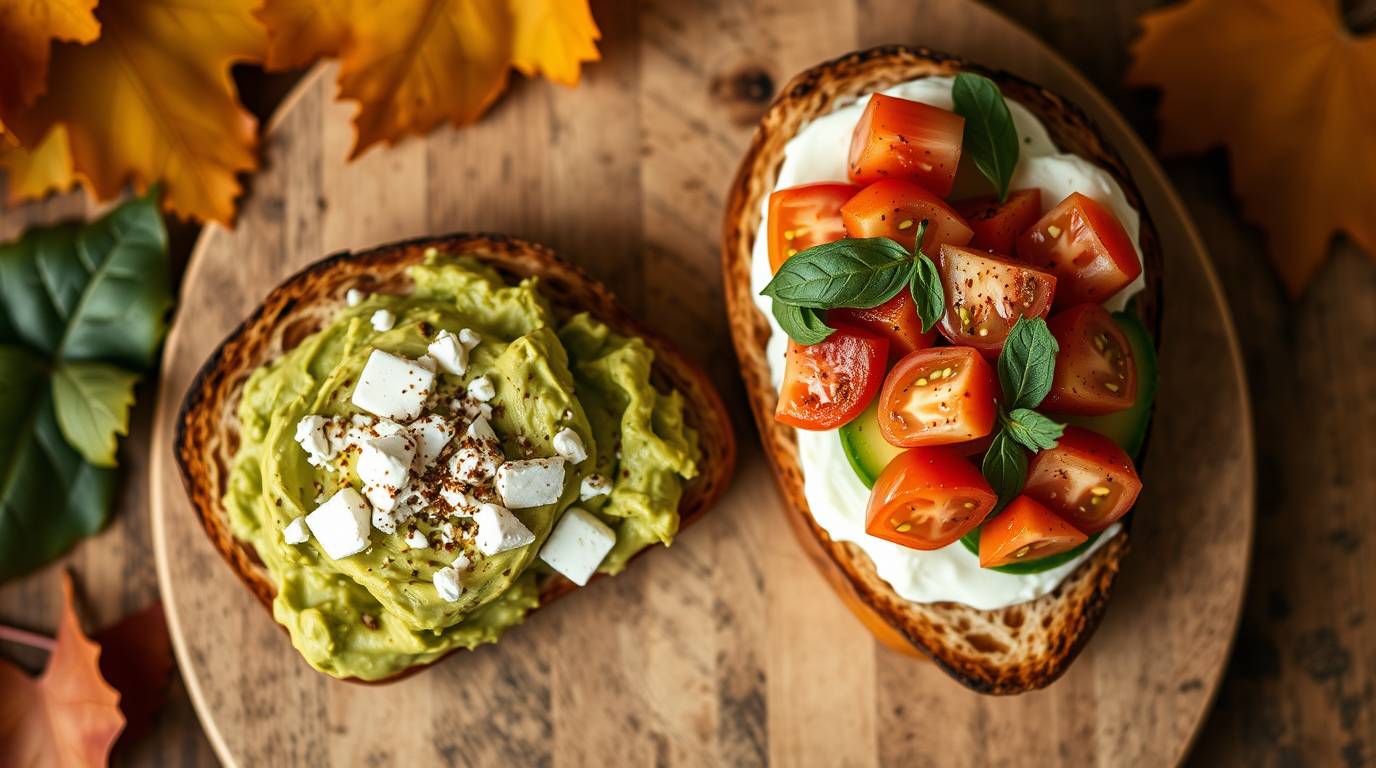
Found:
[225,253,699,680]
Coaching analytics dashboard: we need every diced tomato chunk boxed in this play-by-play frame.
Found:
[866,447,997,550]
[775,324,888,431]
[1016,192,1141,308]
[1023,427,1141,533]
[955,188,1042,256]
[840,179,973,255]
[767,182,861,272]
[935,244,1057,356]
[876,346,998,448]
[978,496,1089,567]
[847,94,965,197]
[829,290,935,362]
[1043,304,1137,415]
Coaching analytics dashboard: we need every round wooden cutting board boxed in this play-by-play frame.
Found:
[150,2,1253,765]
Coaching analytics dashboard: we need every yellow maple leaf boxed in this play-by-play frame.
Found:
[259,0,600,158]
[511,0,601,86]
[0,124,79,203]
[8,0,266,224]
[1128,0,1376,295]
[0,0,100,124]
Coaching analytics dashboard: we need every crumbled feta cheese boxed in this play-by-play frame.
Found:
[408,414,455,470]
[552,428,588,464]
[432,554,471,602]
[305,488,372,559]
[539,507,616,586]
[467,375,496,402]
[345,288,366,306]
[439,486,469,514]
[579,473,612,501]
[416,354,437,372]
[357,433,415,512]
[427,330,468,376]
[495,458,566,508]
[294,415,336,468]
[351,349,435,422]
[450,416,504,483]
[404,528,429,549]
[474,503,535,555]
[458,328,481,349]
[282,516,311,545]
[371,507,398,535]
[370,308,396,331]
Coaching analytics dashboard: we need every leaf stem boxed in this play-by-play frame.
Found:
[0,623,56,653]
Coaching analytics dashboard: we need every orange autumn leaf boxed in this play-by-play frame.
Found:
[259,0,600,158]
[0,124,79,203]
[0,573,124,768]
[0,0,100,124]
[7,0,266,223]
[1127,0,1376,295]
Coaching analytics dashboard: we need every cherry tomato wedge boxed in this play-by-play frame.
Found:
[1043,304,1138,415]
[865,447,997,550]
[829,290,935,363]
[877,346,997,447]
[767,182,862,272]
[848,94,965,197]
[1023,427,1141,534]
[775,324,888,431]
[1016,192,1141,308]
[978,495,1089,567]
[840,179,973,255]
[935,244,1057,356]
[955,188,1042,256]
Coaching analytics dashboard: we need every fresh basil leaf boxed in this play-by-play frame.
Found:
[0,346,118,582]
[761,237,912,309]
[998,316,1059,409]
[1002,407,1064,452]
[771,301,835,345]
[959,528,1101,575]
[980,429,1027,509]
[52,362,140,468]
[952,72,1020,202]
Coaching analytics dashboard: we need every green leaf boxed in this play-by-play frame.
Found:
[772,301,835,345]
[952,73,1020,201]
[998,316,1059,409]
[0,346,118,582]
[761,237,912,309]
[980,429,1027,510]
[0,190,170,367]
[1002,407,1064,452]
[52,362,140,468]
[908,229,944,333]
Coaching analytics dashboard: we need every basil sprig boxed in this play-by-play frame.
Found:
[952,73,1020,202]
[978,316,1066,508]
[763,222,944,345]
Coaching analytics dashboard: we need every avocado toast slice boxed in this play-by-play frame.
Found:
[721,46,1163,694]
[175,233,736,682]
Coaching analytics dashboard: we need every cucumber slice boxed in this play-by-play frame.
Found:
[1066,310,1158,459]
[839,400,904,488]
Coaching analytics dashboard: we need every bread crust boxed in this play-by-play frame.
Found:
[721,45,1162,694]
[175,233,736,683]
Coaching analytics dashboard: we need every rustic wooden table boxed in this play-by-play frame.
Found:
[0,1,1368,766]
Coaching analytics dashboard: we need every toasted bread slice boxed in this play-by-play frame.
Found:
[175,233,736,682]
[722,46,1162,694]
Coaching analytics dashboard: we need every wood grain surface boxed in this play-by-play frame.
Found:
[0,1,1364,766]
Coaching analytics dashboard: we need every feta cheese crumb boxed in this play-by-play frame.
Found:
[404,528,429,549]
[282,516,311,545]
[552,428,588,464]
[579,473,612,501]
[357,433,415,513]
[458,328,481,350]
[450,416,504,483]
[408,414,455,470]
[345,288,366,306]
[305,488,372,560]
[467,375,496,402]
[432,554,471,602]
[495,458,566,508]
[416,354,437,372]
[474,503,535,555]
[294,415,337,468]
[427,330,469,375]
[351,349,435,422]
[370,308,396,331]
[539,507,616,586]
